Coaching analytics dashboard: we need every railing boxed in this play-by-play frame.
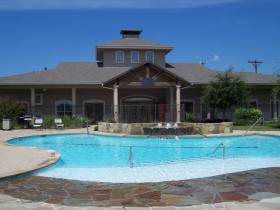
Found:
[86,119,89,134]
[212,143,226,159]
[128,146,133,168]
[242,117,264,137]
[21,104,274,124]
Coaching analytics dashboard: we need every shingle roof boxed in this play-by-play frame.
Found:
[96,38,174,60]
[167,63,278,85]
[0,62,277,86]
[0,63,129,85]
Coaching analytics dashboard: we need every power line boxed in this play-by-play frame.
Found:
[248,60,263,73]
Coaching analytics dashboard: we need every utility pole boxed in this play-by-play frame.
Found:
[248,60,263,73]
[200,61,207,66]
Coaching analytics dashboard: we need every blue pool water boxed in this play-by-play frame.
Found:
[8,134,280,183]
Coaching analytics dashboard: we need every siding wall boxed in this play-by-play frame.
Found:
[0,86,276,121]
[103,49,166,67]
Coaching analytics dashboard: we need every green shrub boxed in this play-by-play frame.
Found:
[250,108,263,121]
[235,107,263,125]
[42,116,55,129]
[0,96,26,120]
[101,116,116,123]
[59,115,91,128]
[185,112,197,122]
[60,115,72,127]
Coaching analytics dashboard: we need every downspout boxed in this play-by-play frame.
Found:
[180,83,193,90]
[101,83,114,90]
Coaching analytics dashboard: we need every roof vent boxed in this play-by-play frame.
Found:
[120,29,142,39]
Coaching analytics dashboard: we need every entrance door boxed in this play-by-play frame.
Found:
[122,97,155,123]
[84,103,104,123]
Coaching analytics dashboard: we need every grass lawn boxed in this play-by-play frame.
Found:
[234,121,280,131]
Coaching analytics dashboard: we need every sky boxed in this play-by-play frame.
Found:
[0,0,279,77]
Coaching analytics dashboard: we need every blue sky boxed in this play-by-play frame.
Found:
[0,0,279,77]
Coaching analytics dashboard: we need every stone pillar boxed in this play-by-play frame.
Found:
[273,94,278,122]
[113,84,119,123]
[170,87,174,122]
[176,84,181,123]
[30,88,35,114]
[72,88,76,116]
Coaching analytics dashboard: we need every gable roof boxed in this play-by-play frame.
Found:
[0,62,278,87]
[96,38,174,61]
[103,61,191,88]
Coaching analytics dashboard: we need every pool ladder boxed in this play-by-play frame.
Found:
[86,119,89,134]
[128,146,133,168]
[242,117,264,136]
[212,143,226,159]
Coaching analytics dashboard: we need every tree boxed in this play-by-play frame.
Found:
[201,69,250,120]
[0,96,26,120]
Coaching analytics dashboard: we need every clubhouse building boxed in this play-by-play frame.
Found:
[0,29,278,123]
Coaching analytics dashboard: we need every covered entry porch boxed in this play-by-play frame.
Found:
[102,62,190,123]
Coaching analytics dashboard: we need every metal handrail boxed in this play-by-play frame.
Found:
[242,117,264,136]
[128,146,133,168]
[86,120,89,134]
[212,143,226,159]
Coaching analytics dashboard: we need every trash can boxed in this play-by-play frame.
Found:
[2,119,11,130]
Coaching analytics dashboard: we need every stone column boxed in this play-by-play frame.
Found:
[170,87,174,122]
[30,88,35,114]
[273,94,278,122]
[176,84,181,123]
[113,84,119,123]
[72,88,76,116]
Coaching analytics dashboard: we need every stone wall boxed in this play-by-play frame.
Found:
[98,122,233,135]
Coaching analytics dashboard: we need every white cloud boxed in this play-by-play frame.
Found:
[211,54,220,61]
[0,0,245,10]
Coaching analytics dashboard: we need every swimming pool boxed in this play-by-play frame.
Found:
[9,134,280,183]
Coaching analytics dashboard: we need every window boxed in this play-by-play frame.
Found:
[115,50,124,63]
[55,100,72,116]
[83,99,105,123]
[35,94,43,105]
[146,51,154,62]
[131,51,139,63]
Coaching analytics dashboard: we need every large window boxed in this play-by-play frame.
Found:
[146,51,154,62]
[55,100,72,116]
[131,51,139,63]
[115,50,124,63]
[83,99,105,123]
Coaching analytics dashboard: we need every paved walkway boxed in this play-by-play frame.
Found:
[0,129,280,209]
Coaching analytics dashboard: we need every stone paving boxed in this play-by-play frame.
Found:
[1,129,280,209]
[0,168,280,209]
